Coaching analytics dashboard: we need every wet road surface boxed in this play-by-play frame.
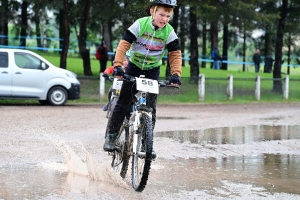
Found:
[0,105,300,199]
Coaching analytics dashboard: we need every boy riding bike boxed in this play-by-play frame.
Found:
[103,0,182,154]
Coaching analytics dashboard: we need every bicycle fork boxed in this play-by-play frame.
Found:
[131,110,152,154]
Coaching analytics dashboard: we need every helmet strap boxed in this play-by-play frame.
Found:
[152,6,157,19]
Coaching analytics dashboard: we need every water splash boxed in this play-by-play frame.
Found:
[42,130,129,189]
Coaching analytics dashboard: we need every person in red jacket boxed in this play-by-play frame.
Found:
[102,56,129,111]
[97,40,109,73]
[103,56,129,78]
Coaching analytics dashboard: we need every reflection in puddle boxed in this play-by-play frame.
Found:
[155,125,300,144]
[155,154,300,195]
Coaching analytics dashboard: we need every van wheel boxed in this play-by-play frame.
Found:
[47,86,68,106]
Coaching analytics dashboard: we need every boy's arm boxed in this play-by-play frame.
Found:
[167,39,182,76]
[114,30,136,67]
[113,40,131,67]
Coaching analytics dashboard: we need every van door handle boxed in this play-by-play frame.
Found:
[15,72,22,74]
[1,71,8,74]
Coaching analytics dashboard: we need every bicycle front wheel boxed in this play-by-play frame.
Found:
[132,113,153,192]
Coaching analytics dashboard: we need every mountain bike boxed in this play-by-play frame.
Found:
[108,74,178,192]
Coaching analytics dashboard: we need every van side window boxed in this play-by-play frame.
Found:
[14,52,42,70]
[0,52,8,68]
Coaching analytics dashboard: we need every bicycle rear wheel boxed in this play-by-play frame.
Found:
[111,120,130,178]
[132,113,153,192]
[105,97,118,138]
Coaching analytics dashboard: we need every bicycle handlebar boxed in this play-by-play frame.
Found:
[104,74,179,88]
[123,74,179,88]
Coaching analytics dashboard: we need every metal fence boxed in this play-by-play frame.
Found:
[77,75,300,103]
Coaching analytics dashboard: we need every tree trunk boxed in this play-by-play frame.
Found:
[242,24,246,72]
[102,20,112,52]
[60,0,70,69]
[287,33,291,75]
[221,23,228,70]
[78,0,93,76]
[59,9,64,54]
[122,0,130,34]
[273,0,288,93]
[0,0,8,45]
[34,14,42,49]
[20,1,28,47]
[264,24,272,56]
[210,22,218,69]
[201,21,207,69]
[189,6,199,84]
[210,22,218,50]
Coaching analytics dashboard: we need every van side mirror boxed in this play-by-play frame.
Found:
[41,62,47,70]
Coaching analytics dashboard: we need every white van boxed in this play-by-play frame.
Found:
[0,48,80,106]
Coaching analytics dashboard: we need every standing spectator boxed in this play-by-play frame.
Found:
[212,46,221,70]
[97,40,109,73]
[253,49,261,73]
[264,54,274,73]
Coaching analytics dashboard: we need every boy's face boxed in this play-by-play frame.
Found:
[150,7,172,28]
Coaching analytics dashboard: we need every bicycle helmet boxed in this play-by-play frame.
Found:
[149,0,177,8]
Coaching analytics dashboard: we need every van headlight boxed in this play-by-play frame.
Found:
[66,71,77,78]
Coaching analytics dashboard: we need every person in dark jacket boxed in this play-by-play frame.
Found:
[253,49,261,73]
[97,40,109,73]
[212,46,222,70]
[264,54,274,73]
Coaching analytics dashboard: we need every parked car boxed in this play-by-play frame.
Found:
[0,48,80,106]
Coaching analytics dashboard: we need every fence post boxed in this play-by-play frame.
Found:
[227,74,233,100]
[198,74,205,101]
[99,72,105,100]
[255,75,260,101]
[283,75,289,99]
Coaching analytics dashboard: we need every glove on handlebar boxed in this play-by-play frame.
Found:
[112,66,124,77]
[102,73,109,79]
[169,74,181,85]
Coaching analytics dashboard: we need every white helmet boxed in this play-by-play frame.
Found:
[149,0,177,8]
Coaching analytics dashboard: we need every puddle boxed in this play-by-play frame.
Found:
[0,125,299,199]
[155,154,300,195]
[155,125,300,144]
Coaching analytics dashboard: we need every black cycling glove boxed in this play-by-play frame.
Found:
[169,74,181,85]
[102,73,109,79]
[112,66,124,76]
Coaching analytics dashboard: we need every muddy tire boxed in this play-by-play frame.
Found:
[132,114,153,192]
[111,121,130,178]
[105,97,118,138]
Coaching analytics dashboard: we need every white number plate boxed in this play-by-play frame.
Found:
[112,78,123,90]
[136,77,159,94]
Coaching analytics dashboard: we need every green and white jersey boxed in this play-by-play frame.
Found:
[128,16,178,70]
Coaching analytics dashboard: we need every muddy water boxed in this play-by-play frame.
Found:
[0,125,300,199]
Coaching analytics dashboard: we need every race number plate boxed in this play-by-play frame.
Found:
[112,78,123,90]
[136,77,159,94]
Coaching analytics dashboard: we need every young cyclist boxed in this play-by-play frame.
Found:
[103,0,182,153]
